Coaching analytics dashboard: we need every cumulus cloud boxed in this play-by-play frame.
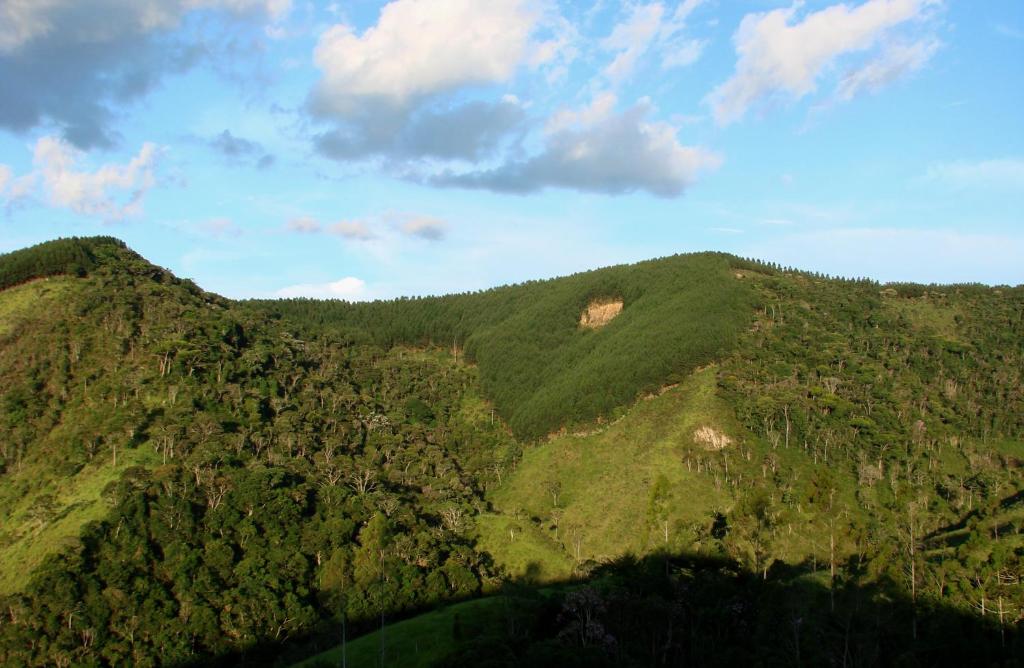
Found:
[309,0,569,166]
[329,220,375,241]
[310,0,552,115]
[433,95,721,197]
[0,164,10,194]
[208,129,274,168]
[708,0,939,125]
[923,158,1024,190]
[400,216,447,241]
[0,0,290,147]
[1,136,162,220]
[275,276,367,300]
[314,99,526,162]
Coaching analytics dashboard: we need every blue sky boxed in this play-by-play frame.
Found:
[0,0,1021,299]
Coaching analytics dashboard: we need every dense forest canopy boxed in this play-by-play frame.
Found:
[0,237,1020,666]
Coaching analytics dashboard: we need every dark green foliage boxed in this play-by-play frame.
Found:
[0,237,128,290]
[442,553,1020,667]
[246,252,756,439]
[0,242,510,666]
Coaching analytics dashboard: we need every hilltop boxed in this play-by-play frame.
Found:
[0,237,1020,666]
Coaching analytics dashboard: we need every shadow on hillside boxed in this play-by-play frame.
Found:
[178,550,1020,668]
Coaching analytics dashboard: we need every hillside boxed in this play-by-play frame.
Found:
[0,237,1021,666]
[246,251,755,439]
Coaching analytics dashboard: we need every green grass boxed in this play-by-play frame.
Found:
[0,277,76,338]
[294,597,503,668]
[474,513,573,584]
[884,293,962,339]
[0,443,160,594]
[488,366,734,563]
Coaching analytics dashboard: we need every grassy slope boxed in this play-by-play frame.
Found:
[490,366,734,564]
[0,278,73,339]
[0,278,165,592]
[0,444,160,593]
[294,597,503,668]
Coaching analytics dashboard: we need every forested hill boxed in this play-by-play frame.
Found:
[0,237,1021,667]
[246,252,759,439]
[0,237,135,290]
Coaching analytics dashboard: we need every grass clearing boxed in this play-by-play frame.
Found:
[489,366,734,564]
[884,294,962,339]
[0,443,159,593]
[0,278,76,339]
[294,597,503,668]
[475,513,573,585]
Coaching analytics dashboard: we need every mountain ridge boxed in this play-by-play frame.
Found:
[0,236,1020,666]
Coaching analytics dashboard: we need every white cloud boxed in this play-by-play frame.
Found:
[1,136,162,220]
[401,216,447,241]
[708,0,938,125]
[434,96,721,197]
[329,220,375,240]
[275,276,367,300]
[602,3,665,82]
[286,216,321,233]
[0,164,10,194]
[834,38,939,101]
[600,1,706,84]
[923,158,1024,190]
[310,0,554,116]
[37,137,161,220]
[661,38,704,69]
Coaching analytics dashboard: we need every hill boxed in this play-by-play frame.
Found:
[0,237,1020,666]
[246,251,756,440]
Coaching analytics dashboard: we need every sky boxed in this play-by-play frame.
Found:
[0,0,1022,299]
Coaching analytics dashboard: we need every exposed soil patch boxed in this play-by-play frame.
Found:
[693,425,732,451]
[580,298,623,329]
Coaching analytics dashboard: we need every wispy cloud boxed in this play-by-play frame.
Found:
[708,0,940,125]
[202,217,241,238]
[994,23,1024,40]
[923,158,1024,190]
[207,130,274,169]
[286,216,321,233]
[400,216,447,241]
[329,220,375,240]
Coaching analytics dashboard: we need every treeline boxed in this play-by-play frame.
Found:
[247,252,756,439]
[0,237,128,291]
